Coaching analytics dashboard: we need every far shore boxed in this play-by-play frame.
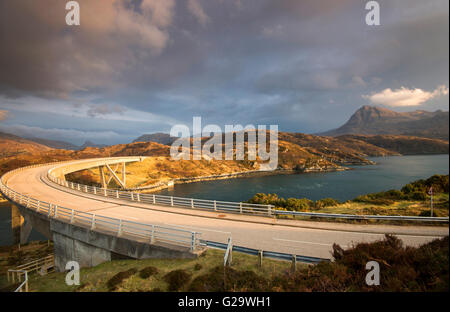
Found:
[134,165,351,194]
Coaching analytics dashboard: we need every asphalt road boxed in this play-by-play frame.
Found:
[5,163,449,259]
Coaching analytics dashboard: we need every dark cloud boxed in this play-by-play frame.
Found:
[87,104,126,117]
[0,0,448,143]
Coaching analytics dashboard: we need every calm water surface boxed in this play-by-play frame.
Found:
[155,155,449,202]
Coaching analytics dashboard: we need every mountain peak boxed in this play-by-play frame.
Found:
[318,106,449,140]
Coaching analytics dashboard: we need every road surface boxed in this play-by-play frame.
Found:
[5,162,449,259]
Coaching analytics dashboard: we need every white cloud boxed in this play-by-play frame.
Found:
[363,85,449,107]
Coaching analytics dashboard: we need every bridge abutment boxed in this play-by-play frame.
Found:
[10,206,203,272]
[53,232,112,271]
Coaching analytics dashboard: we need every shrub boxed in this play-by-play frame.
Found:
[247,193,314,211]
[315,198,340,209]
[353,195,395,205]
[107,268,138,290]
[419,210,433,217]
[184,236,449,292]
[285,198,313,211]
[139,266,159,279]
[402,175,449,194]
[272,235,449,292]
[408,191,427,201]
[188,266,269,292]
[164,269,192,291]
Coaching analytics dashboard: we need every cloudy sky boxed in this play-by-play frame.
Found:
[0,0,448,145]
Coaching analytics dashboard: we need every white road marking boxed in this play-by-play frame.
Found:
[273,237,350,247]
[397,234,444,239]
[163,223,232,234]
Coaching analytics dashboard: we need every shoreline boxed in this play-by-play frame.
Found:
[132,165,350,193]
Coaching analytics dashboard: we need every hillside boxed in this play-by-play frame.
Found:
[319,105,449,140]
[24,137,79,150]
[279,132,398,165]
[79,141,108,149]
[338,135,449,155]
[0,132,53,157]
[133,133,177,146]
[1,131,448,188]
[0,141,171,177]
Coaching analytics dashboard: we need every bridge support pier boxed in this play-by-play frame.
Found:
[49,218,201,272]
[11,204,32,245]
[99,163,126,189]
[53,232,113,271]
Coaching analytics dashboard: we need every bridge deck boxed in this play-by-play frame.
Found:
[5,161,449,259]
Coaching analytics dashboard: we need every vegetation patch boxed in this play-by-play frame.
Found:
[139,266,158,279]
[188,266,269,292]
[248,175,449,219]
[106,268,138,291]
[188,235,448,292]
[164,269,191,291]
[3,236,447,292]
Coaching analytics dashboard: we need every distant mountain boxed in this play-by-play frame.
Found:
[319,105,449,140]
[24,137,79,150]
[79,141,108,150]
[133,133,177,146]
[0,131,53,157]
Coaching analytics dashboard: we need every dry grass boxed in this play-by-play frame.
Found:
[25,248,293,292]
[72,156,258,189]
[313,197,448,217]
[2,236,447,292]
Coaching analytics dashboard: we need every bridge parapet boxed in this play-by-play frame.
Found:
[45,158,449,223]
[48,156,145,189]
[0,162,203,270]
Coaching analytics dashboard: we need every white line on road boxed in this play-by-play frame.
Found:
[273,237,350,247]
[163,223,232,234]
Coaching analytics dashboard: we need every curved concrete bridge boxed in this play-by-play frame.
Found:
[1,157,448,270]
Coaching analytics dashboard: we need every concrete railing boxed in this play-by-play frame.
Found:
[47,171,274,216]
[0,165,202,251]
[274,210,449,222]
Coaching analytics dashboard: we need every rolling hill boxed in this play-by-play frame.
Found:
[133,133,177,146]
[1,129,448,183]
[0,132,53,157]
[24,137,79,150]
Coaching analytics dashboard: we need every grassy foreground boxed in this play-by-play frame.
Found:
[1,235,448,292]
[2,246,294,292]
